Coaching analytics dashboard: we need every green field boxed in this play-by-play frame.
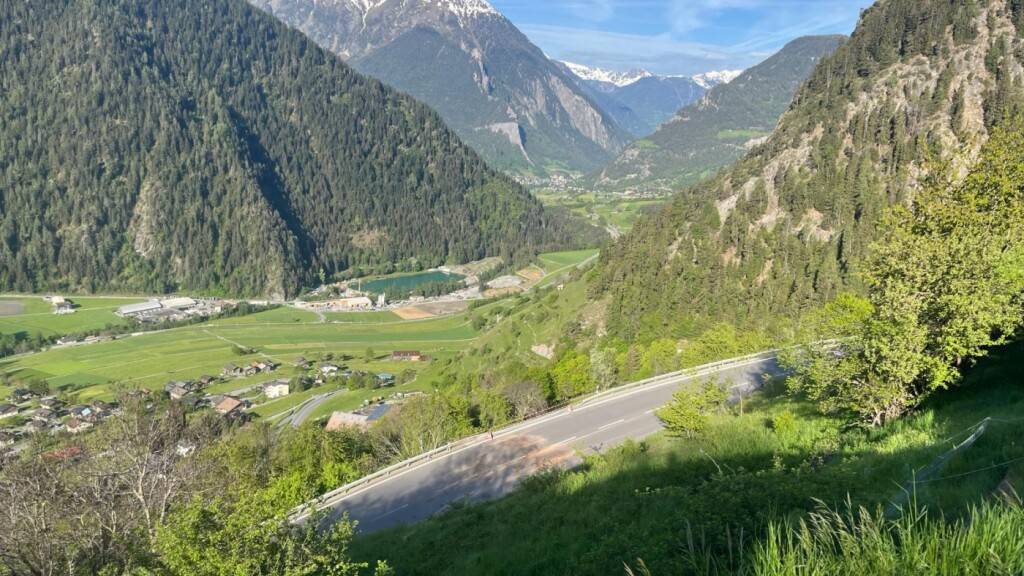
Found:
[534,191,665,233]
[0,296,145,337]
[0,307,479,403]
[323,311,402,323]
[537,249,599,274]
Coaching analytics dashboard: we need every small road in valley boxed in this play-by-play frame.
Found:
[301,353,784,533]
[274,390,342,428]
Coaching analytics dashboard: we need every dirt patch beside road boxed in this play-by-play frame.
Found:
[0,301,25,316]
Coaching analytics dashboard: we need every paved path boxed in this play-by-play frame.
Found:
[310,354,783,533]
[275,390,341,428]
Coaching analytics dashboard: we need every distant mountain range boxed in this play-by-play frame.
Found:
[249,0,631,178]
[0,0,584,299]
[558,62,742,137]
[591,36,844,194]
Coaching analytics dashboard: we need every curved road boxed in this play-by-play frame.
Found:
[306,353,784,533]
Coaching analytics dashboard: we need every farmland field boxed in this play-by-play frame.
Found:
[0,296,145,337]
[0,307,479,403]
[537,250,599,274]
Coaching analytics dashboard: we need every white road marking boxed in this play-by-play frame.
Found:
[598,418,626,431]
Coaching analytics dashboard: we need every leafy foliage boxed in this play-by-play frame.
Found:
[785,122,1024,424]
[657,379,729,438]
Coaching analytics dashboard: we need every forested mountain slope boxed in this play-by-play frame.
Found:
[249,0,631,178]
[593,36,844,194]
[596,0,1024,339]
[0,0,576,298]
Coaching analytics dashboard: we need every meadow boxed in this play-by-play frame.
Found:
[0,296,145,337]
[0,307,478,403]
[352,342,1024,575]
[534,190,665,233]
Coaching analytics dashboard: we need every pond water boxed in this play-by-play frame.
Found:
[358,270,465,295]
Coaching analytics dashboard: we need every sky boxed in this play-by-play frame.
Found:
[488,0,875,76]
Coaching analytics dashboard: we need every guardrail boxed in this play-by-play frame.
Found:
[290,347,790,522]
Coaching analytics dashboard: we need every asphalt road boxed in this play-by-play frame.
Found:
[314,354,783,534]
[275,390,340,428]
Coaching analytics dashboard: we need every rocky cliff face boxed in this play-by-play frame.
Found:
[596,0,1024,338]
[250,0,631,177]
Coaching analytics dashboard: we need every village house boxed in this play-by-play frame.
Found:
[319,363,340,376]
[33,408,57,423]
[294,356,311,369]
[214,396,244,417]
[243,360,278,377]
[39,396,65,410]
[222,363,244,378]
[9,388,35,403]
[0,404,18,419]
[65,418,92,434]
[198,375,217,387]
[324,404,392,432]
[25,420,49,434]
[53,301,75,315]
[262,379,291,399]
[391,350,424,362]
[68,405,96,422]
[165,381,193,400]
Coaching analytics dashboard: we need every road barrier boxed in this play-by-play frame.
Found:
[290,347,791,523]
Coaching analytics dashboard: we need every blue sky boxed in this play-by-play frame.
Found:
[488,0,875,76]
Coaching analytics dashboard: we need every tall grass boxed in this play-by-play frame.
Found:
[752,498,1024,575]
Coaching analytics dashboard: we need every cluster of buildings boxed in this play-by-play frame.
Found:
[222,360,279,379]
[1,388,119,442]
[299,295,380,312]
[116,297,224,323]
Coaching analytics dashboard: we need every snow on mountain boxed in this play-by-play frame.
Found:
[347,0,498,20]
[692,69,744,89]
[560,61,653,88]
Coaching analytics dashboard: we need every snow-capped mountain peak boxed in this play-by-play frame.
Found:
[692,69,744,89]
[560,61,653,88]
[348,0,498,19]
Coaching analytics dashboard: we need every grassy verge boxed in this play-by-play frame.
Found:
[352,343,1024,575]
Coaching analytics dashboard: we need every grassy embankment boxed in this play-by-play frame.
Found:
[353,342,1024,575]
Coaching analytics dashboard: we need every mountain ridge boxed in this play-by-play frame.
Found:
[591,35,844,193]
[596,0,1024,339]
[250,0,631,177]
[0,0,582,299]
